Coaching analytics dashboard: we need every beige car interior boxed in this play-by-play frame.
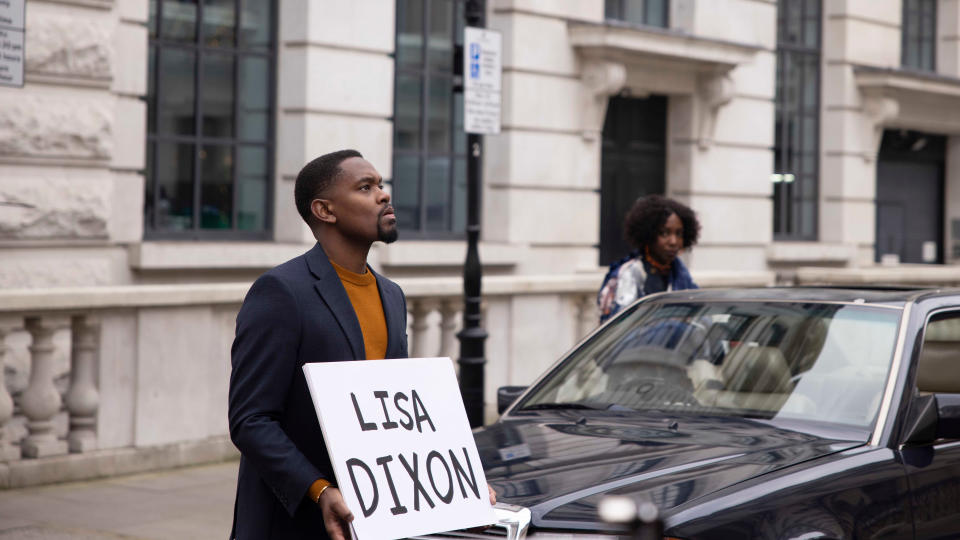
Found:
[918,316,960,394]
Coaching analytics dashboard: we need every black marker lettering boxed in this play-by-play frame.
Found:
[411,390,437,433]
[374,390,399,429]
[399,451,434,511]
[376,455,407,515]
[346,458,379,517]
[351,392,377,431]
[449,447,481,499]
[427,450,454,504]
[394,392,413,430]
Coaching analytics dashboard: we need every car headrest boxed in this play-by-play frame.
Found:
[917,340,960,393]
[721,345,791,393]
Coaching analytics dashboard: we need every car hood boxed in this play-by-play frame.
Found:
[475,412,865,530]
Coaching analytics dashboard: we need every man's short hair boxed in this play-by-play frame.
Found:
[294,149,363,224]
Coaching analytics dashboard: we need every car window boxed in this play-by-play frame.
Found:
[518,301,902,430]
[917,311,960,394]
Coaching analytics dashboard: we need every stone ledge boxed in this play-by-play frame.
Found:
[0,436,238,489]
[375,241,524,268]
[129,241,314,270]
[767,242,857,264]
[796,264,960,286]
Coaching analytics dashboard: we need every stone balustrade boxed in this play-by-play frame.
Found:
[0,274,607,488]
[0,269,776,488]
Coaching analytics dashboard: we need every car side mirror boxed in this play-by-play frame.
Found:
[497,386,527,414]
[903,393,960,444]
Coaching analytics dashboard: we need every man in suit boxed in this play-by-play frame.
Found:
[228,149,407,539]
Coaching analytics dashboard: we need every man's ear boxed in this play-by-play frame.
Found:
[311,199,336,224]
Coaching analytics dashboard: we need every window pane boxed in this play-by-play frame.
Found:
[237,146,267,231]
[145,142,156,228]
[622,0,646,25]
[393,154,421,230]
[149,0,158,38]
[605,0,621,20]
[455,0,464,46]
[397,0,424,68]
[157,48,196,135]
[426,157,450,231]
[161,0,197,42]
[802,56,817,109]
[646,0,667,27]
[428,75,452,152]
[454,91,465,151]
[803,16,818,48]
[238,56,269,141]
[147,46,157,133]
[239,0,273,49]
[921,38,934,70]
[452,157,466,233]
[200,145,233,229]
[156,142,195,230]
[394,74,422,150]
[202,52,235,137]
[203,0,236,47]
[427,0,453,71]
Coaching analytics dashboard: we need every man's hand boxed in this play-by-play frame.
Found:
[318,487,354,540]
[488,483,497,505]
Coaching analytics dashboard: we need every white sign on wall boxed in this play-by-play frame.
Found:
[463,26,501,135]
[303,357,496,540]
[0,0,25,88]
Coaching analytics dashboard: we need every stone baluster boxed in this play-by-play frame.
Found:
[21,316,70,458]
[0,317,21,461]
[439,299,460,360]
[65,315,99,453]
[409,299,432,358]
[576,293,597,339]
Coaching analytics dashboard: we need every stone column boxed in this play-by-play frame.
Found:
[576,293,598,340]
[65,315,99,453]
[0,317,21,461]
[409,299,432,359]
[21,316,70,458]
[439,300,460,361]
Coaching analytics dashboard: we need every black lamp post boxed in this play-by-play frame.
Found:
[457,0,488,428]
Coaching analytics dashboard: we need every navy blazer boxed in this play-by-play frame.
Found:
[228,243,408,539]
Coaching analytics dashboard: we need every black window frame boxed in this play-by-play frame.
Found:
[144,0,278,241]
[902,0,937,72]
[391,0,468,240]
[773,0,821,241]
[604,0,670,28]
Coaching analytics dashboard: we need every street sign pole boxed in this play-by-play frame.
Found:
[458,0,493,428]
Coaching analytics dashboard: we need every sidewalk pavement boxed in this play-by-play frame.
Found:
[0,461,239,539]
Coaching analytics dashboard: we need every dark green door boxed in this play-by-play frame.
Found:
[599,95,668,266]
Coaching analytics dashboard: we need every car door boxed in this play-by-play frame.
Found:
[903,309,960,538]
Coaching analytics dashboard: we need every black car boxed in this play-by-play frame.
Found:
[471,288,960,540]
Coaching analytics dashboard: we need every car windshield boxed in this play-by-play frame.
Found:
[518,300,903,430]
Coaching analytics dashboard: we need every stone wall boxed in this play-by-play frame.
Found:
[0,0,145,288]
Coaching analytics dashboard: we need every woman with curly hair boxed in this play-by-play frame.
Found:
[597,194,701,322]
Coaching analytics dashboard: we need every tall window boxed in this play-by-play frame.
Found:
[145,0,276,239]
[393,0,467,237]
[773,0,820,240]
[902,0,936,71]
[605,0,669,28]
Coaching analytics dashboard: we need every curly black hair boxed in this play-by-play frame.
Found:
[623,194,701,251]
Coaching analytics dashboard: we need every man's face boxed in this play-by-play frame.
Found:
[649,212,683,266]
[324,157,398,244]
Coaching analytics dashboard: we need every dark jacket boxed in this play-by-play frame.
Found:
[228,243,408,539]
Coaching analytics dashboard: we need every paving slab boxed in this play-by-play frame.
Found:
[0,461,239,540]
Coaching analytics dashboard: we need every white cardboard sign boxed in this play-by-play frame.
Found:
[303,357,496,540]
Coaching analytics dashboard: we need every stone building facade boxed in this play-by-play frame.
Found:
[4,0,960,479]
